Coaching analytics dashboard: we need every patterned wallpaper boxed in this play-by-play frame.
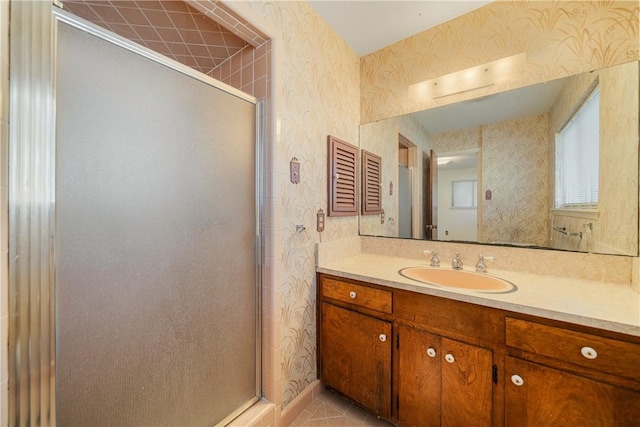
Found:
[481,115,549,246]
[359,114,431,237]
[429,127,480,153]
[244,1,360,408]
[597,62,639,254]
[398,116,549,247]
[360,1,640,124]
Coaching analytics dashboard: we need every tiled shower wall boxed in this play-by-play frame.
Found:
[208,41,270,101]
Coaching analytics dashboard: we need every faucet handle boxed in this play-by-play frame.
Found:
[475,255,494,273]
[422,250,440,267]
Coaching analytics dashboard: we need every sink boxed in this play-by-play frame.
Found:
[398,267,517,293]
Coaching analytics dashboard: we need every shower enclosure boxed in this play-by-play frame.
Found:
[8,2,261,425]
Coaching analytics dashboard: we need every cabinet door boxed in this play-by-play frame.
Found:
[441,338,493,427]
[506,356,640,426]
[321,303,392,417]
[397,325,441,427]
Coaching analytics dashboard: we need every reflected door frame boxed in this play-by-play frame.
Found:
[398,134,421,238]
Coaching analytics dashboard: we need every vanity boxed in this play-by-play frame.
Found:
[321,3,640,424]
[316,250,640,426]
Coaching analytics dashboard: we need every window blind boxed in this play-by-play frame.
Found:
[556,86,599,208]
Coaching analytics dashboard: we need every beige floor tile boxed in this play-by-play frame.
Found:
[289,388,394,427]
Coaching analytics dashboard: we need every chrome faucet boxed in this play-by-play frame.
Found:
[422,250,440,267]
[475,255,495,273]
[451,252,463,270]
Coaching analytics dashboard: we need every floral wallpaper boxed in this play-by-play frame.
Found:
[429,127,480,153]
[407,117,549,247]
[361,1,639,124]
[481,115,549,246]
[243,1,361,408]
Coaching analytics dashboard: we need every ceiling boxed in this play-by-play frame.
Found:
[308,0,491,56]
[311,0,568,143]
[414,78,567,134]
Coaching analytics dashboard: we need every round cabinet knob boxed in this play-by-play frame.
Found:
[349,291,356,299]
[427,348,437,358]
[444,353,455,363]
[581,346,598,360]
[511,374,524,386]
[379,334,387,342]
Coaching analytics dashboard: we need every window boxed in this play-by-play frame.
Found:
[555,86,599,209]
[451,180,477,208]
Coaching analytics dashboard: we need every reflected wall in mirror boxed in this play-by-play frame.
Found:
[359,61,639,256]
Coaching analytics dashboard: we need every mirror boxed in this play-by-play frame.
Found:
[359,60,639,256]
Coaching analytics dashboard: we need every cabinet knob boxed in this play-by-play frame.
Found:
[349,291,356,299]
[511,374,524,386]
[379,334,387,342]
[444,353,455,363]
[427,347,437,358]
[581,346,598,360]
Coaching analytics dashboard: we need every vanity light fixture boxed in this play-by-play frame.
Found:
[409,53,526,99]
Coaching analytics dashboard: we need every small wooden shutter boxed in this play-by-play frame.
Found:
[328,135,358,216]
[362,150,382,214]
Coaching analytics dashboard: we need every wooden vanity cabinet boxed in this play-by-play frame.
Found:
[504,317,640,426]
[318,277,393,418]
[397,325,493,427]
[394,289,501,426]
[505,356,640,426]
[317,273,640,426]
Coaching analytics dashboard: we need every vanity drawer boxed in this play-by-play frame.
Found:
[321,277,392,314]
[394,289,504,346]
[506,317,640,382]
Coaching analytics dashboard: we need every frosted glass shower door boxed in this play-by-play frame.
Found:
[55,20,258,426]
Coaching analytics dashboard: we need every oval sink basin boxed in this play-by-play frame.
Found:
[398,267,517,293]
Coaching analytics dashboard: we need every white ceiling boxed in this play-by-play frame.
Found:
[308,0,492,56]
[414,77,567,134]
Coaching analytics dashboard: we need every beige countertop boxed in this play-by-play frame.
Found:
[317,254,640,337]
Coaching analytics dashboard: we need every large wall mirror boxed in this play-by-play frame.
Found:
[359,60,639,256]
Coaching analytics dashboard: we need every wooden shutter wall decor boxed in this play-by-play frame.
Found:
[362,150,382,215]
[328,135,358,216]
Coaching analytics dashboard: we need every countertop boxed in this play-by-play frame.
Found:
[317,254,640,337]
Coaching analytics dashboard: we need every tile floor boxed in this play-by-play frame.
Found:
[290,388,394,427]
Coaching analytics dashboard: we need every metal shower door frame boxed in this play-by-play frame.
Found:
[8,3,263,425]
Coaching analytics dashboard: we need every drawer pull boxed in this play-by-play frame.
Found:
[581,346,598,360]
[379,334,387,342]
[427,348,437,358]
[349,291,357,299]
[445,353,455,363]
[511,374,524,386]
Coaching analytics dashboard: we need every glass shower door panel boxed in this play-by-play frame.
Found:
[55,22,257,426]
